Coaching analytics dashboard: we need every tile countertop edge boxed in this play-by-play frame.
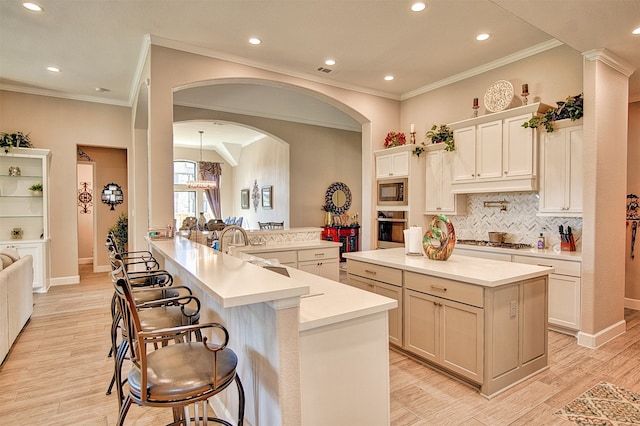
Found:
[344,249,554,287]
[148,237,310,308]
[455,244,582,261]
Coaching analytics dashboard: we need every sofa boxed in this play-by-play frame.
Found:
[0,249,34,364]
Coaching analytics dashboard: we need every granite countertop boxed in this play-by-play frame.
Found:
[344,247,553,287]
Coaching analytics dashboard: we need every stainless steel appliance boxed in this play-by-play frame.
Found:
[377,178,408,206]
[377,211,407,248]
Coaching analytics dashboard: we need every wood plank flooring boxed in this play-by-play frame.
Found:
[1,265,640,425]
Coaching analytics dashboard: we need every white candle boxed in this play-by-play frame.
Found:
[410,124,415,133]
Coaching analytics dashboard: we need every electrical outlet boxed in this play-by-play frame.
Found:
[510,300,517,318]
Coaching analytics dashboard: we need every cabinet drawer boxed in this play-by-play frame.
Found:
[347,260,402,286]
[512,255,580,277]
[405,271,484,308]
[298,247,338,262]
[253,250,297,265]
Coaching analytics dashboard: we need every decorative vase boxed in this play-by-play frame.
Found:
[324,212,333,227]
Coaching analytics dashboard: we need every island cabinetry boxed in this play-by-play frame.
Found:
[424,145,466,215]
[298,247,339,281]
[513,255,581,332]
[376,150,409,178]
[450,103,541,194]
[254,250,298,268]
[404,272,484,383]
[346,260,403,346]
[538,121,583,216]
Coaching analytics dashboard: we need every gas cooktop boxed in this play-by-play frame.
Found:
[456,239,533,250]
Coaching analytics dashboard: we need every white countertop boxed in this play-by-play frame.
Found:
[455,243,582,262]
[148,237,396,331]
[234,239,342,254]
[344,248,553,287]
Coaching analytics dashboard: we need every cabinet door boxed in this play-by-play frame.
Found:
[439,151,457,212]
[440,297,484,383]
[549,274,580,330]
[403,289,439,363]
[567,127,583,214]
[539,129,567,213]
[374,281,403,347]
[452,126,476,182]
[424,150,442,212]
[503,114,535,178]
[476,120,503,180]
[376,152,409,178]
[6,242,44,289]
[376,154,393,178]
[298,259,338,281]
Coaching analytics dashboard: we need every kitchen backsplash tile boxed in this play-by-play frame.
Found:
[449,192,582,250]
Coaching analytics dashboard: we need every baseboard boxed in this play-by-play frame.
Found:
[94,265,111,273]
[50,275,80,286]
[577,319,626,348]
[624,297,640,311]
[78,257,93,265]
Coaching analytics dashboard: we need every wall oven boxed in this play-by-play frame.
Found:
[377,178,408,206]
[377,211,407,248]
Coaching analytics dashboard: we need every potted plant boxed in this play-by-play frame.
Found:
[426,124,455,151]
[108,212,128,252]
[28,183,43,196]
[384,131,406,148]
[522,93,583,132]
[0,132,33,153]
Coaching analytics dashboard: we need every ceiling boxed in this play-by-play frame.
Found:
[2,0,639,148]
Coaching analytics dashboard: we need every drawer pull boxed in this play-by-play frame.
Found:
[314,253,325,257]
[432,301,443,307]
[364,269,377,275]
[430,285,447,292]
[537,264,553,268]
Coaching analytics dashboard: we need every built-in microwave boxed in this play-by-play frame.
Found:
[377,178,408,206]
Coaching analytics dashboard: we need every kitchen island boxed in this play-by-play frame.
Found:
[344,248,553,398]
[148,237,396,425]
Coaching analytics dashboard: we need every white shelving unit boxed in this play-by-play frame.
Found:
[0,148,51,292]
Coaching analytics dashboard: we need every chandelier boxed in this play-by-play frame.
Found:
[187,130,217,189]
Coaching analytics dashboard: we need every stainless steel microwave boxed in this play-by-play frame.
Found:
[377,178,408,206]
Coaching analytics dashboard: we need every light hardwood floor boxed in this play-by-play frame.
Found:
[2,265,640,425]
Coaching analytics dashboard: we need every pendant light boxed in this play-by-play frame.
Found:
[187,130,217,189]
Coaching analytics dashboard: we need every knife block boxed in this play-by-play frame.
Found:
[561,235,576,251]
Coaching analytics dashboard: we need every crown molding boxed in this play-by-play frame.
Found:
[401,39,564,100]
[0,83,129,107]
[583,48,636,78]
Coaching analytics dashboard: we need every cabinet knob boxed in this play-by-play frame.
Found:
[504,171,508,175]
[388,173,393,176]
[436,207,441,210]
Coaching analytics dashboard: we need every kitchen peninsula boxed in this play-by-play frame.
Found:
[344,248,553,398]
[148,237,396,425]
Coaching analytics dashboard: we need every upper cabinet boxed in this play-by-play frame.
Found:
[449,103,543,194]
[376,149,409,179]
[538,120,583,217]
[424,144,466,215]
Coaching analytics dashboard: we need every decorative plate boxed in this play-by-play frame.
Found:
[484,80,514,112]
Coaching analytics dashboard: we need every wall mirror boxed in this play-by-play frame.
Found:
[325,182,352,215]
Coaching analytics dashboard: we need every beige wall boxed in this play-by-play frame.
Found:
[76,162,94,261]
[0,90,131,282]
[625,102,640,301]
[174,106,362,229]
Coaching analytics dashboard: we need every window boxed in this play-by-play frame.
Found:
[173,160,212,227]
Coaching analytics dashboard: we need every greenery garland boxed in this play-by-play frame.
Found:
[522,93,583,132]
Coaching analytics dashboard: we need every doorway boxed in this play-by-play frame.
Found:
[77,162,95,268]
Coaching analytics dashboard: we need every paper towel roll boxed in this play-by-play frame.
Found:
[404,226,423,255]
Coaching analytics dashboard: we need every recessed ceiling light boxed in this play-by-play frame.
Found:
[46,66,61,73]
[23,2,43,12]
[325,59,336,66]
[476,33,491,41]
[411,2,426,12]
[248,37,262,45]
[633,27,640,35]
[384,75,394,81]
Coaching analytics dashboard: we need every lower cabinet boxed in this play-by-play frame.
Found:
[3,240,49,291]
[346,260,403,346]
[251,246,340,281]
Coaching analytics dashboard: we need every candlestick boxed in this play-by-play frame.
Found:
[472,98,479,117]
[410,123,415,133]
[521,83,529,105]
[473,97,478,107]
[410,132,416,144]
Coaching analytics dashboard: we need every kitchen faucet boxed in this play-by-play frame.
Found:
[217,225,249,254]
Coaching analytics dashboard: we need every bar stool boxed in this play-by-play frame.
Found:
[113,276,245,426]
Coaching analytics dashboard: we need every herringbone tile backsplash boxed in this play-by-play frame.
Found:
[450,192,582,250]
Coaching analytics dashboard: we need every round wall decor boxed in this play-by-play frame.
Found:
[324,182,352,215]
[484,80,514,112]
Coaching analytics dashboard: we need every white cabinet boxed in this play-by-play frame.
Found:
[538,121,583,216]
[513,255,581,332]
[0,148,51,292]
[424,145,466,215]
[298,247,339,281]
[346,260,403,346]
[376,150,409,178]
[252,250,298,268]
[450,103,541,194]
